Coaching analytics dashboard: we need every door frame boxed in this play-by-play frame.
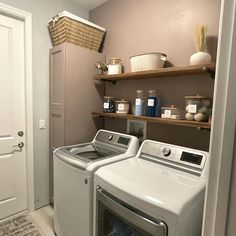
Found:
[202,0,236,235]
[0,3,34,212]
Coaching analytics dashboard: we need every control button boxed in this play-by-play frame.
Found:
[108,135,113,141]
[162,147,171,157]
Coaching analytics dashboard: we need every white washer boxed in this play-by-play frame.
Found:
[53,129,139,236]
[94,139,209,236]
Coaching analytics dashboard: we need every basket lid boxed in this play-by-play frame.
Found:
[48,11,106,32]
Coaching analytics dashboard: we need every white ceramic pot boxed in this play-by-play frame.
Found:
[190,51,211,65]
[130,53,167,72]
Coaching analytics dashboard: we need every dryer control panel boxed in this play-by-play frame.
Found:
[140,140,208,173]
[180,151,203,165]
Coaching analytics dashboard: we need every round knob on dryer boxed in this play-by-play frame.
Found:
[162,147,171,157]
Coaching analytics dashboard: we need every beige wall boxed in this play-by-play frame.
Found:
[0,0,88,208]
[90,0,221,151]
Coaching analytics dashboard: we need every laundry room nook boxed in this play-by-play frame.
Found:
[0,0,236,236]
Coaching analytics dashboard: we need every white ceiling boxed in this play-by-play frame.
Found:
[69,0,109,10]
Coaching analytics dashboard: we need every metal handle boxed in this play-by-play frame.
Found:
[96,187,167,236]
[12,142,24,148]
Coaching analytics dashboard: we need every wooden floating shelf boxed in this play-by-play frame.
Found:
[92,112,211,130]
[95,63,215,82]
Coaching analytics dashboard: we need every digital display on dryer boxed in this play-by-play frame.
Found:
[180,151,203,165]
[117,137,130,146]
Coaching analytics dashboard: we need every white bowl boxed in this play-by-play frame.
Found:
[130,53,167,72]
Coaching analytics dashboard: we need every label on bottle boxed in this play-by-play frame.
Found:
[188,104,197,113]
[118,104,125,111]
[148,99,155,106]
[104,102,109,109]
[135,98,141,106]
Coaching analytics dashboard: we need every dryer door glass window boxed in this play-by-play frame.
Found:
[99,208,152,236]
[96,188,167,236]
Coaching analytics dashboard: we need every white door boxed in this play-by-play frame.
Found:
[0,14,27,219]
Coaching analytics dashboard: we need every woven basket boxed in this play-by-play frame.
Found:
[48,16,105,51]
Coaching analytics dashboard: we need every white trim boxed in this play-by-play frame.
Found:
[0,210,28,224]
[202,0,236,235]
[0,3,34,212]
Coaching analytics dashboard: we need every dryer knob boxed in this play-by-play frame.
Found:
[162,147,171,157]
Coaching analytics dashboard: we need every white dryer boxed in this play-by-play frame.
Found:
[53,129,139,236]
[94,140,209,236]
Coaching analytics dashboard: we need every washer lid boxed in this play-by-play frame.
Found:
[68,143,119,160]
[54,143,123,170]
[54,129,139,171]
[95,157,206,221]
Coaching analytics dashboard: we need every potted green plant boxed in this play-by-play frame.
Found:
[95,61,108,74]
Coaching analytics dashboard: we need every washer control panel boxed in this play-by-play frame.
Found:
[95,130,131,148]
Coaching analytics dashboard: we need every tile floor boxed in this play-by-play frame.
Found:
[28,205,54,236]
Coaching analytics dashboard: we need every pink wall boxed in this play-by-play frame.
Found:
[90,0,221,151]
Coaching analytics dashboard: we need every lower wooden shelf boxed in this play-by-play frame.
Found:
[92,112,211,129]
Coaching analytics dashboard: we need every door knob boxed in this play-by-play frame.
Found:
[12,142,24,148]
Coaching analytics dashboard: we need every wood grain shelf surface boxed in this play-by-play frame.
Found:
[92,112,211,129]
[95,63,216,82]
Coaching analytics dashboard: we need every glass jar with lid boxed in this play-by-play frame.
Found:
[103,96,115,113]
[185,95,211,122]
[107,58,122,75]
[161,105,185,119]
[115,99,130,114]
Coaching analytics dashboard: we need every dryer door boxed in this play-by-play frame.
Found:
[96,187,167,236]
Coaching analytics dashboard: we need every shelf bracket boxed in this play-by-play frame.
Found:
[196,126,211,131]
[204,66,215,79]
[102,79,117,85]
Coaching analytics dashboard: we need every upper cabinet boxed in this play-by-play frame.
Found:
[49,43,105,149]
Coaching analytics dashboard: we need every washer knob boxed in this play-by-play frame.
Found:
[162,147,171,157]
